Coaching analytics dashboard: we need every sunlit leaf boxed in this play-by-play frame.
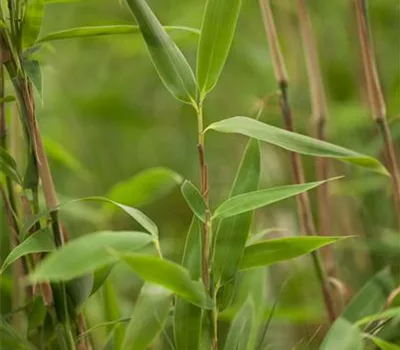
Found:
[205,117,388,175]
[125,0,197,103]
[364,334,400,350]
[123,283,172,350]
[239,236,346,270]
[320,318,364,350]
[23,0,44,48]
[174,218,203,350]
[213,139,260,285]
[181,180,207,223]
[106,167,182,208]
[356,307,400,326]
[197,0,242,96]
[0,228,54,274]
[29,231,153,282]
[37,25,200,43]
[213,178,341,220]
[120,253,213,309]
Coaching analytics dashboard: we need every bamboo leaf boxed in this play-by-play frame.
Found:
[320,318,364,350]
[65,273,94,310]
[22,0,44,48]
[0,228,54,274]
[213,139,260,284]
[356,307,400,326]
[29,231,153,282]
[223,298,255,350]
[239,236,346,270]
[120,253,213,309]
[0,147,23,184]
[174,218,203,350]
[205,117,388,175]
[90,264,116,296]
[213,178,341,220]
[37,25,200,43]
[0,319,35,350]
[123,283,172,350]
[23,59,42,97]
[125,0,197,103]
[181,180,207,223]
[364,334,400,350]
[106,167,182,209]
[197,0,242,96]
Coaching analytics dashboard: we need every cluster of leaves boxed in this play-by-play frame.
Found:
[0,0,399,349]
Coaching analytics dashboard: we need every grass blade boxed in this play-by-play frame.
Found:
[364,334,400,350]
[125,0,197,103]
[206,117,388,175]
[197,0,242,96]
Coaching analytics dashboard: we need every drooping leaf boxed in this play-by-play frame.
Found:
[205,117,388,175]
[90,264,116,296]
[23,59,42,97]
[123,283,172,350]
[65,273,94,310]
[29,231,153,282]
[213,178,341,220]
[213,139,260,285]
[22,0,44,48]
[106,167,182,208]
[364,334,400,350]
[0,319,35,349]
[37,25,200,43]
[239,236,346,270]
[21,196,158,238]
[355,307,400,326]
[181,180,207,223]
[197,0,242,96]
[223,298,255,350]
[0,147,23,184]
[125,0,197,103]
[174,218,203,350]
[0,228,54,274]
[320,318,364,350]
[120,253,213,309]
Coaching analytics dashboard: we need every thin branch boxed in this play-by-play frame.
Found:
[354,0,400,228]
[259,0,336,323]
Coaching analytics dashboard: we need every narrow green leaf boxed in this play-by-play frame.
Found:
[37,25,200,43]
[106,167,182,208]
[223,298,255,350]
[197,0,242,96]
[0,95,16,103]
[22,0,44,48]
[356,307,400,326]
[90,264,116,296]
[120,253,213,309]
[205,117,388,175]
[213,178,341,220]
[0,229,54,274]
[364,334,400,350]
[174,218,203,350]
[125,0,197,103]
[123,283,172,350]
[0,147,23,184]
[65,273,94,310]
[213,139,260,284]
[343,267,394,323]
[23,59,42,97]
[239,236,346,270]
[320,318,364,350]
[103,280,125,350]
[29,231,153,282]
[21,196,158,239]
[0,319,35,350]
[181,180,207,223]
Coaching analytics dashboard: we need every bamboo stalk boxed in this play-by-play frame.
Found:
[259,0,336,323]
[354,0,400,228]
[295,0,335,275]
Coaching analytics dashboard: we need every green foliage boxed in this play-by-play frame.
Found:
[320,318,364,350]
[181,180,208,223]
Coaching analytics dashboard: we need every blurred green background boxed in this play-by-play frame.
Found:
[1,0,399,348]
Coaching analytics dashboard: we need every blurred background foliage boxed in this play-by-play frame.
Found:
[1,0,399,348]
